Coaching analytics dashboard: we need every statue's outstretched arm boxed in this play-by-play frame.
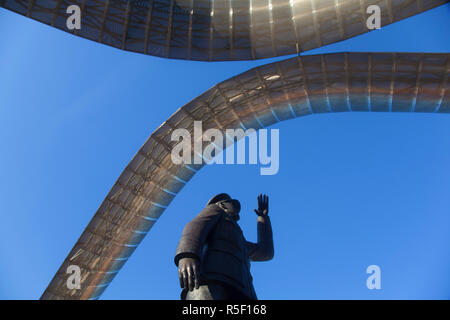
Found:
[247,194,274,261]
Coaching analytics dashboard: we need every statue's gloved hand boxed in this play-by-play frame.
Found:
[254,194,269,217]
[178,257,200,291]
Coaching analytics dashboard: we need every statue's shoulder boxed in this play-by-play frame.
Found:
[195,204,225,219]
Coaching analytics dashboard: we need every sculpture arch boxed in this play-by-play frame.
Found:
[1,0,447,61]
[40,52,449,299]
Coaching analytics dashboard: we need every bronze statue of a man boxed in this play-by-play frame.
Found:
[174,193,274,300]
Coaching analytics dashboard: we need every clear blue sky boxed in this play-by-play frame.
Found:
[0,4,449,300]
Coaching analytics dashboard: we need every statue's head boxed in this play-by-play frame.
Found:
[207,193,241,221]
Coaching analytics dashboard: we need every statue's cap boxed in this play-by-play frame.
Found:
[206,193,231,205]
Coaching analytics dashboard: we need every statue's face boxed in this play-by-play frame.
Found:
[218,199,241,221]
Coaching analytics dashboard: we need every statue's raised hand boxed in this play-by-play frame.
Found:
[178,257,200,291]
[254,194,269,217]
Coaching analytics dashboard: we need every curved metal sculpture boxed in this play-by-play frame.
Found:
[40,52,449,299]
[1,0,447,61]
